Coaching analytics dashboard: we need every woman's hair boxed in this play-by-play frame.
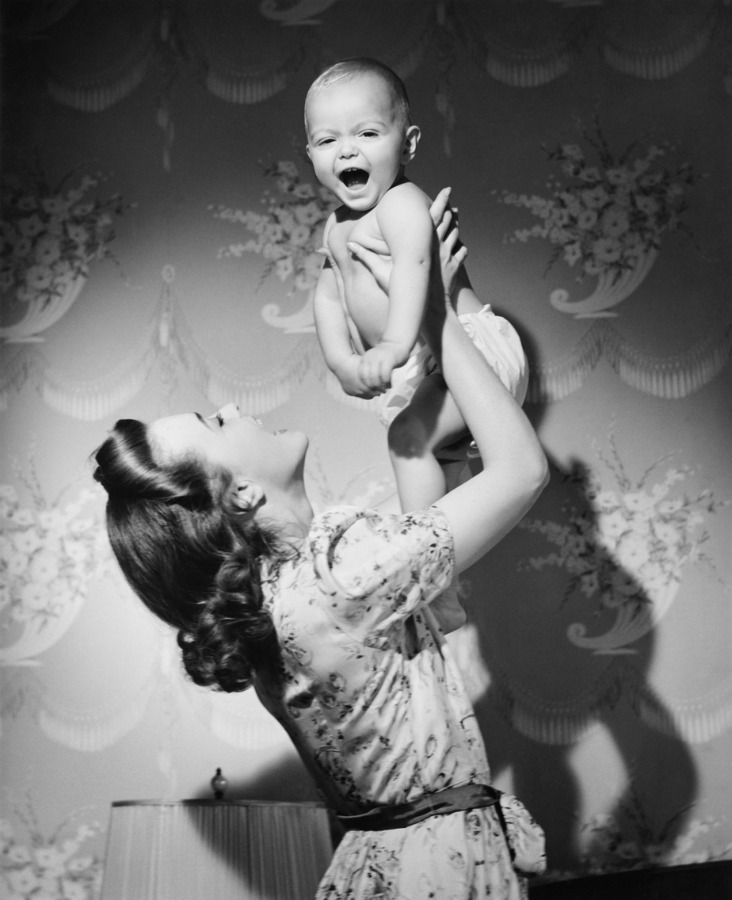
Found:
[93,419,285,692]
[305,57,412,128]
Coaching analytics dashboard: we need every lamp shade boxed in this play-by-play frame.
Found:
[100,800,334,900]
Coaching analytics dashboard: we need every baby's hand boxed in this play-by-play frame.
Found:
[357,342,403,391]
[335,355,381,399]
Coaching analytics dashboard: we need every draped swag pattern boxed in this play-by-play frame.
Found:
[492,657,732,747]
[32,640,287,753]
[27,618,732,752]
[24,0,728,111]
[1,278,729,419]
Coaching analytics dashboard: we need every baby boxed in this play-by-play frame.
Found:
[306,57,528,512]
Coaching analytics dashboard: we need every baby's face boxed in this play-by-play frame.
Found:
[305,74,414,213]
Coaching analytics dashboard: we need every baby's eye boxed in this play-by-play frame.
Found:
[361,130,378,138]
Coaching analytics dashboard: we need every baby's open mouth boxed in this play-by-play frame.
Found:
[339,168,369,189]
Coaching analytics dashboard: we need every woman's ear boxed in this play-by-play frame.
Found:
[232,478,265,513]
[402,125,421,164]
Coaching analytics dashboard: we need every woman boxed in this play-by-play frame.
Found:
[93,189,548,899]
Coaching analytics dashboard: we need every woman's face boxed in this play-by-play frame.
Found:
[148,403,308,491]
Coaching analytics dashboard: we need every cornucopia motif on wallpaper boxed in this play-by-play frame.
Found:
[519,432,727,655]
[495,118,699,319]
[0,807,103,900]
[569,783,732,876]
[210,159,338,334]
[0,470,113,667]
[482,432,732,750]
[0,165,130,343]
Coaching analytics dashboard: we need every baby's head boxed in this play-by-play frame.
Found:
[304,58,420,212]
[305,57,411,131]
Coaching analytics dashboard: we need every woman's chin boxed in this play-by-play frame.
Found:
[287,430,310,459]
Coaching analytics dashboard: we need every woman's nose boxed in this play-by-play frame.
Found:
[217,403,240,421]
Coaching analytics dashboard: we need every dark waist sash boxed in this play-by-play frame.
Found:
[337,783,501,831]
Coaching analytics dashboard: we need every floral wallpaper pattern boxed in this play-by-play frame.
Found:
[0,167,129,341]
[0,470,111,666]
[0,806,103,900]
[495,118,699,318]
[519,432,727,654]
[569,786,732,877]
[211,158,337,334]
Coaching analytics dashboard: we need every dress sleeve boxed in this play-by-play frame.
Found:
[309,505,455,630]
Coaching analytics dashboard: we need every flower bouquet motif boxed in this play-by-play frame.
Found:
[0,812,103,900]
[495,118,697,317]
[573,787,732,876]
[519,435,726,653]
[0,479,111,666]
[211,159,337,332]
[0,165,129,342]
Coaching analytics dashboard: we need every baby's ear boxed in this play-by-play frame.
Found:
[402,125,421,164]
[232,478,264,513]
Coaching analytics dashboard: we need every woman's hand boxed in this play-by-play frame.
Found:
[430,187,467,297]
[346,187,466,297]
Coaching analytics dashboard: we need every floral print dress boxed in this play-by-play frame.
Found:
[255,505,525,900]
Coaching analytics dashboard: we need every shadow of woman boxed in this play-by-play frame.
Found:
[457,450,698,874]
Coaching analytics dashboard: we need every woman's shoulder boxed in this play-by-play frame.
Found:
[309,504,449,541]
[308,504,454,600]
[307,505,371,558]
[317,500,453,520]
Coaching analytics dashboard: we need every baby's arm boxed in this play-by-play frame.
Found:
[313,257,375,397]
[358,188,433,389]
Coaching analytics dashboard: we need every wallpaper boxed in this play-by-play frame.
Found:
[1,0,731,893]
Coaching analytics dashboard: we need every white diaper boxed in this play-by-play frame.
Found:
[377,305,528,428]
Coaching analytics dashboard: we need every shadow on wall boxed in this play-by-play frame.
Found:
[464,435,698,873]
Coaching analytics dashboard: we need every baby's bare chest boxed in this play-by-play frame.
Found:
[329,211,390,263]
[328,213,392,342]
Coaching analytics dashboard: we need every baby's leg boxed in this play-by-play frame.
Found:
[387,372,471,512]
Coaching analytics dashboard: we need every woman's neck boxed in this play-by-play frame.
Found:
[258,489,314,544]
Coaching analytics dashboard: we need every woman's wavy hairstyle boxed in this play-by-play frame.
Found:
[93,419,285,692]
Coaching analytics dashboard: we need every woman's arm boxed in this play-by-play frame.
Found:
[349,187,546,573]
[425,267,548,573]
